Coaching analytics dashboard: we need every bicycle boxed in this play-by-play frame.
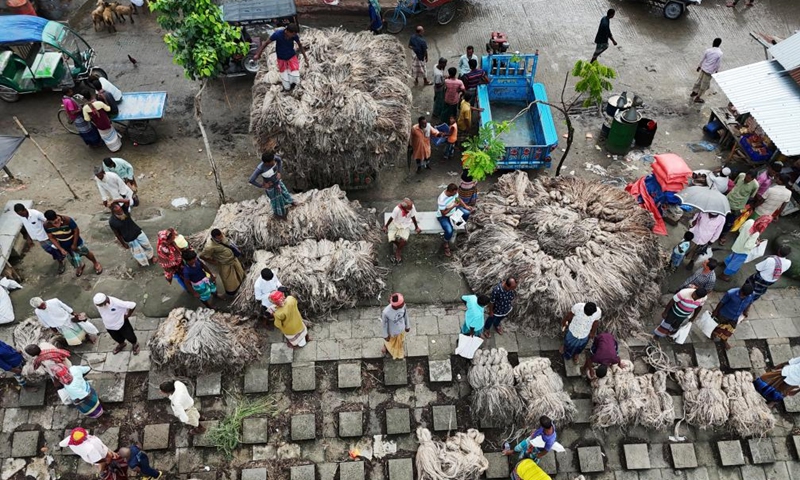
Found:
[383,0,457,35]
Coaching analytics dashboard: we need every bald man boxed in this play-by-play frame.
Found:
[382,198,421,264]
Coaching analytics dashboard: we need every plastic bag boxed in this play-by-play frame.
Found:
[745,240,767,263]
[78,321,99,335]
[671,322,692,344]
[694,311,717,338]
[730,209,752,233]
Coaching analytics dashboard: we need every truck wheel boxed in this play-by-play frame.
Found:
[0,86,20,102]
[384,10,405,34]
[90,67,108,79]
[436,3,456,25]
[663,1,684,19]
[243,54,259,74]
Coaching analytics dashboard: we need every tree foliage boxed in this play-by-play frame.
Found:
[150,0,248,80]
[461,121,511,182]
[572,60,616,109]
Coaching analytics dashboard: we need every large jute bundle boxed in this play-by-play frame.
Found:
[415,427,489,480]
[722,371,775,438]
[514,358,576,425]
[250,28,412,190]
[590,361,673,430]
[232,239,386,317]
[675,368,729,429]
[468,348,523,426]
[637,371,675,430]
[189,185,378,257]
[12,318,60,382]
[459,172,663,338]
[148,307,261,374]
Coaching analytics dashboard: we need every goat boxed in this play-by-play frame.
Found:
[110,2,135,24]
[91,0,105,31]
[102,3,117,33]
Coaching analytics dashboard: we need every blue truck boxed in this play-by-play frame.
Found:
[477,52,559,170]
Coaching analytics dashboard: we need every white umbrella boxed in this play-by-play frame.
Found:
[676,185,731,215]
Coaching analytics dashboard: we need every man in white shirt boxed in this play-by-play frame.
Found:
[14,203,67,273]
[747,246,792,301]
[382,198,421,264]
[754,174,792,219]
[691,38,723,104]
[458,46,477,76]
[254,268,282,318]
[60,427,109,465]
[31,296,97,345]
[94,167,135,209]
[93,293,139,355]
[160,379,206,435]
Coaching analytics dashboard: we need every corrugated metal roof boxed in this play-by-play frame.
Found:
[770,31,800,70]
[713,59,800,156]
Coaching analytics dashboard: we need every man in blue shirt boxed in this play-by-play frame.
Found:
[408,26,432,86]
[0,340,29,387]
[503,416,557,463]
[254,24,309,91]
[591,9,618,62]
[119,444,161,479]
[483,277,517,337]
[711,283,755,349]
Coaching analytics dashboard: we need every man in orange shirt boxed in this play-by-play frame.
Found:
[409,116,443,173]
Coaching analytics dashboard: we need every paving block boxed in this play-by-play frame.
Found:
[384,358,408,386]
[316,339,341,361]
[292,341,317,363]
[143,424,170,450]
[240,468,267,480]
[339,411,363,438]
[18,384,46,407]
[428,334,455,359]
[387,458,413,480]
[338,362,362,389]
[11,430,39,457]
[385,408,411,435]
[415,317,440,336]
[146,370,172,401]
[793,436,800,456]
[717,440,745,466]
[270,342,293,364]
[127,350,151,372]
[292,363,316,392]
[764,462,791,480]
[93,374,126,403]
[339,461,365,480]
[104,351,131,373]
[672,396,684,420]
[97,427,119,452]
[191,421,218,448]
[429,359,452,382]
[291,413,316,441]
[2,408,28,432]
[195,372,222,397]
[405,335,429,357]
[752,319,780,339]
[485,452,510,478]
[578,446,604,473]
[670,443,698,469]
[244,366,270,393]
[318,463,338,480]
[768,343,793,366]
[784,396,800,413]
[290,464,315,480]
[726,346,752,369]
[494,332,519,353]
[648,443,670,469]
[538,451,557,474]
[749,438,776,464]
[624,444,651,470]
[361,338,386,359]
[431,405,457,431]
[564,355,583,377]
[339,339,362,360]
[695,346,720,369]
[242,417,269,444]
[574,399,592,424]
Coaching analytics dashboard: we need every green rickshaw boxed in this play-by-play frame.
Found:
[0,15,107,102]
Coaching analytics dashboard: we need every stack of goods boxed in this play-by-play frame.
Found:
[514,357,576,425]
[651,153,692,192]
[233,240,386,317]
[13,318,60,382]
[149,307,261,374]
[468,348,522,426]
[637,371,675,430]
[722,371,776,438]
[591,361,674,430]
[460,171,663,338]
[674,368,729,430]
[626,153,692,235]
[415,427,489,480]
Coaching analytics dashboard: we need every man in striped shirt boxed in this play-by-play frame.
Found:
[653,288,707,339]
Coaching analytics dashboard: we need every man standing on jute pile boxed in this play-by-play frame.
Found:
[254,24,309,91]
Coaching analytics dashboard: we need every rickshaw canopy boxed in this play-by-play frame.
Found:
[221,0,298,25]
[0,16,67,48]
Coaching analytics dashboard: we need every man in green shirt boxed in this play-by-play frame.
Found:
[720,170,758,245]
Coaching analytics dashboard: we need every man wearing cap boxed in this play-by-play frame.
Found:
[60,427,110,465]
[271,290,310,348]
[94,166,135,209]
[14,203,66,274]
[31,297,97,346]
[381,293,411,359]
[93,293,139,355]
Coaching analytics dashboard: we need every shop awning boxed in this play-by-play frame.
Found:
[713,59,800,156]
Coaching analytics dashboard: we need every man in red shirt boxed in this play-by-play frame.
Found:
[582,332,621,379]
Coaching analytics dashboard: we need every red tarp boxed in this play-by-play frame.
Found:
[625,176,668,236]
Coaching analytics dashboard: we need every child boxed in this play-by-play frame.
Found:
[118,444,162,480]
[443,115,458,159]
[671,231,694,269]
[461,294,490,337]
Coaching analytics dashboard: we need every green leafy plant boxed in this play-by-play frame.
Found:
[204,394,281,458]
[461,121,511,182]
[572,59,617,109]
[509,52,522,64]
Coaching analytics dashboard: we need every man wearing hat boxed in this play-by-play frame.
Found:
[381,293,411,359]
[59,427,110,465]
[31,297,97,346]
[271,290,310,348]
[93,293,139,355]
[94,166,135,209]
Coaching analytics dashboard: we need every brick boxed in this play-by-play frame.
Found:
[11,430,39,457]
[717,440,745,466]
[292,363,316,392]
[429,359,452,382]
[695,346,720,369]
[405,335,429,357]
[726,346,752,369]
[143,424,170,450]
[749,438,776,464]
[316,339,341,361]
[485,452,510,478]
[242,417,269,444]
[385,408,410,435]
[339,461,365,480]
[578,446,604,473]
[195,372,222,397]
[387,458,413,480]
[270,342,293,364]
[290,464,315,480]
[574,399,592,424]
[670,443,698,469]
[339,411,363,438]
[338,362,362,389]
[240,468,267,480]
[432,405,457,431]
[245,367,270,393]
[384,359,408,386]
[624,444,650,469]
[291,414,316,441]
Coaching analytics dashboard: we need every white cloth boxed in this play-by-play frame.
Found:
[18,208,49,242]
[458,53,477,75]
[755,256,792,283]
[98,77,122,102]
[755,185,792,216]
[254,276,282,309]
[169,380,196,423]
[95,296,136,331]
[711,174,730,194]
[781,357,800,387]
[567,303,602,338]
[433,66,445,85]
[455,333,483,359]
[59,434,108,464]
[436,191,458,218]
[0,287,12,325]
[390,205,418,230]
[699,47,723,74]
[63,365,91,400]
[95,171,134,203]
[34,298,74,329]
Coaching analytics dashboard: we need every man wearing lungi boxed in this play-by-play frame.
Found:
[254,24,309,91]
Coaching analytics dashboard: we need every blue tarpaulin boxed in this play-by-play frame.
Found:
[0,16,50,45]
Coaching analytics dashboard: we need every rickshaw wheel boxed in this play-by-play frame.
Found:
[90,68,108,79]
[0,87,20,103]
[384,10,406,34]
[436,3,456,25]
[58,109,80,134]
[663,1,684,19]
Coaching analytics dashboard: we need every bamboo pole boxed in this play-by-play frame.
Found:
[13,116,79,200]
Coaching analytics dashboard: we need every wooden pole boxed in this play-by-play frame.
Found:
[13,116,79,200]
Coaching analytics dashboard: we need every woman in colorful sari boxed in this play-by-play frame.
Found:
[271,290,310,348]
[82,90,122,152]
[63,90,102,147]
[200,228,245,296]
[55,364,104,418]
[720,216,770,280]
[754,357,800,407]
[181,250,221,308]
[156,229,191,291]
